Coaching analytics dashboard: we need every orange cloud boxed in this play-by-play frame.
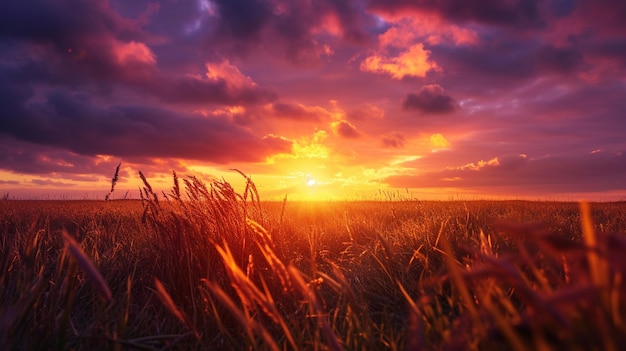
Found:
[360,43,441,79]
[429,133,450,151]
[459,157,500,171]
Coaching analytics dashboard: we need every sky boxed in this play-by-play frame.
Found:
[1,0,625,201]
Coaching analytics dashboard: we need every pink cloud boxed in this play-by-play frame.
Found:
[113,40,156,66]
[376,15,479,48]
[205,60,258,90]
[267,102,332,121]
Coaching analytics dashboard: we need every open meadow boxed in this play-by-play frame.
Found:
[2,174,626,350]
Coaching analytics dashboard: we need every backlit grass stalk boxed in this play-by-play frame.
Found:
[580,201,610,307]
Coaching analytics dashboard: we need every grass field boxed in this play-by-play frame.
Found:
[2,173,626,350]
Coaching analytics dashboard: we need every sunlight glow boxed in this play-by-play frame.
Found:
[306,175,317,187]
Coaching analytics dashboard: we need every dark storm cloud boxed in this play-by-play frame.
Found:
[212,0,272,42]
[367,0,544,28]
[0,88,291,164]
[208,0,375,63]
[0,0,284,174]
[385,152,626,193]
[0,0,275,106]
[0,39,274,107]
[0,0,137,42]
[402,84,458,114]
[0,0,150,85]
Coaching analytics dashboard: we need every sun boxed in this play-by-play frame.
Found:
[306,175,317,187]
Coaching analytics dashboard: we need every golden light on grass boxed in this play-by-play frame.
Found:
[61,229,112,303]
[5,171,626,350]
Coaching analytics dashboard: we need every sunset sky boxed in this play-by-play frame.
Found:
[1,0,625,201]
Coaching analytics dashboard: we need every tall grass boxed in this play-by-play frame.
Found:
[1,172,626,349]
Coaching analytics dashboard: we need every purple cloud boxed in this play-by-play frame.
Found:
[403,84,458,114]
[0,88,291,163]
[206,0,375,63]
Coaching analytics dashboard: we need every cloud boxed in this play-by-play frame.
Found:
[403,84,458,114]
[0,0,158,86]
[0,180,20,185]
[268,102,332,121]
[0,0,140,43]
[576,0,626,35]
[262,134,293,151]
[207,0,376,63]
[205,60,258,89]
[367,0,545,28]
[535,44,585,74]
[0,1,276,107]
[150,70,276,106]
[332,120,362,139]
[376,14,479,47]
[146,61,276,106]
[0,88,291,164]
[429,133,450,151]
[381,132,406,148]
[360,43,441,79]
[0,138,122,176]
[385,151,626,193]
[345,104,385,121]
